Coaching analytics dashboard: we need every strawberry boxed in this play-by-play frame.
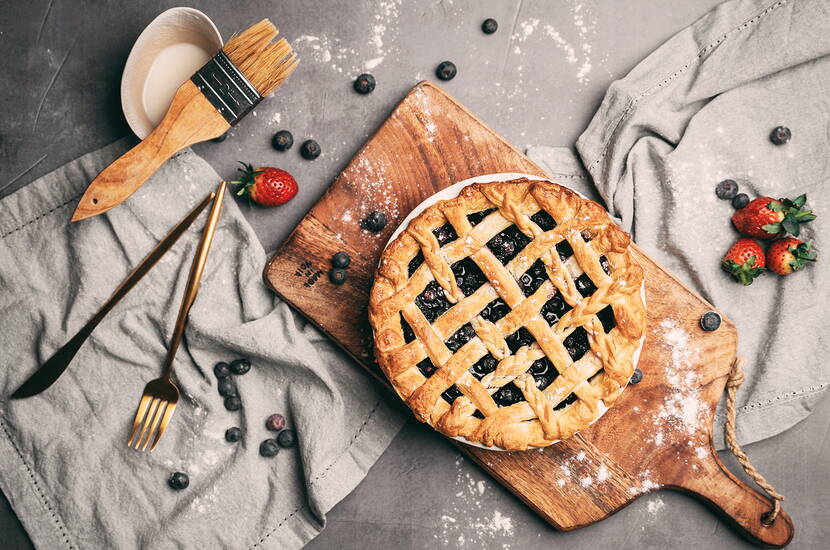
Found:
[722,238,766,285]
[232,163,298,206]
[731,194,815,239]
[766,238,817,275]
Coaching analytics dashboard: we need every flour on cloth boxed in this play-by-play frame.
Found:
[0,140,406,549]
[529,0,830,448]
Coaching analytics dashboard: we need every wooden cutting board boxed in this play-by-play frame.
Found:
[264,82,793,548]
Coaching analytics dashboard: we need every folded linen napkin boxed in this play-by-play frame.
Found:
[528,0,830,448]
[0,139,406,549]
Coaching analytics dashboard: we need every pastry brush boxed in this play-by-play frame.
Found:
[71,19,298,222]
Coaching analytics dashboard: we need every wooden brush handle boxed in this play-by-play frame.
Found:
[71,80,230,221]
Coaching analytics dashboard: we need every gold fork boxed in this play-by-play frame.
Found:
[127,181,227,452]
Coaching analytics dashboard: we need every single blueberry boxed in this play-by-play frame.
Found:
[225,427,243,442]
[332,251,351,268]
[277,429,297,448]
[224,396,242,411]
[217,376,237,397]
[300,139,321,160]
[353,73,376,94]
[436,61,457,81]
[329,268,348,285]
[272,130,294,151]
[716,179,738,200]
[630,368,643,385]
[213,361,231,378]
[265,413,286,432]
[259,439,280,457]
[168,472,189,490]
[770,126,791,145]
[482,18,498,34]
[700,311,722,332]
[230,358,251,375]
[363,211,388,232]
[732,193,750,210]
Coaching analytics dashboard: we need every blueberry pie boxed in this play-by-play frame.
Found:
[369,178,646,450]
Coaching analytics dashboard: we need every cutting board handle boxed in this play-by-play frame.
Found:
[676,445,794,548]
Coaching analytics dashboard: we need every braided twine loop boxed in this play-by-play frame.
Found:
[725,357,785,525]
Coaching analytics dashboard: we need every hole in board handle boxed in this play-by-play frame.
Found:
[91,198,98,205]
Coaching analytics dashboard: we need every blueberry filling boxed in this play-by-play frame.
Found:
[563,327,590,361]
[530,357,559,390]
[417,357,437,377]
[416,281,453,322]
[470,353,498,380]
[555,240,574,261]
[408,251,425,277]
[580,230,593,242]
[597,305,616,333]
[518,259,548,297]
[599,255,611,275]
[479,298,510,323]
[530,210,556,231]
[540,292,571,326]
[472,410,485,419]
[445,323,476,353]
[554,392,578,410]
[575,274,597,297]
[432,223,458,246]
[505,327,535,354]
[487,225,531,264]
[467,208,496,227]
[493,382,524,406]
[401,314,415,343]
[451,257,487,296]
[441,385,463,404]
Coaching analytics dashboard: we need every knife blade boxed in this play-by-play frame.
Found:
[11,191,216,399]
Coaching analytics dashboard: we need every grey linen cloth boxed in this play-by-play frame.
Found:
[529,0,830,448]
[0,139,406,549]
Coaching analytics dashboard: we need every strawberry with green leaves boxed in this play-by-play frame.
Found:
[766,238,817,276]
[722,238,766,285]
[232,162,298,206]
[731,194,815,239]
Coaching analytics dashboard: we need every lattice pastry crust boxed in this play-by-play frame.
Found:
[369,178,646,451]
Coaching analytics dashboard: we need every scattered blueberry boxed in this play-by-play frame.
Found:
[332,251,351,268]
[769,126,791,145]
[272,130,294,151]
[224,396,242,411]
[277,429,296,448]
[629,368,643,385]
[213,361,231,378]
[363,211,387,232]
[731,193,750,210]
[218,376,237,397]
[225,427,243,442]
[259,439,280,457]
[421,288,437,303]
[353,73,376,94]
[329,268,348,285]
[211,133,228,143]
[436,61,457,81]
[481,18,498,34]
[168,472,189,490]
[700,311,722,332]
[715,179,738,200]
[266,413,287,432]
[230,358,251,375]
[300,139,321,160]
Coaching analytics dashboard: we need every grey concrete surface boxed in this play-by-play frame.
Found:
[1,1,827,548]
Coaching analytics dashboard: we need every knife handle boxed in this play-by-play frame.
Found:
[71,80,230,222]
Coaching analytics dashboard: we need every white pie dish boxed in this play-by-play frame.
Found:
[380,172,647,451]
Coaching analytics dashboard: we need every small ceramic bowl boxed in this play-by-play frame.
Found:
[121,7,223,139]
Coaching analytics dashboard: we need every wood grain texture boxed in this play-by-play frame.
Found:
[71,80,230,222]
[264,82,793,548]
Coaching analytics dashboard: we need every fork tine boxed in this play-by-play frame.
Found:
[141,400,168,452]
[149,402,177,452]
[128,394,152,447]
[133,397,160,450]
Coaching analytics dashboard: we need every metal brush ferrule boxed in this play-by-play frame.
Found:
[191,51,262,125]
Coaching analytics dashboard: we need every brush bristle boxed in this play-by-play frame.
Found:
[223,19,298,96]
